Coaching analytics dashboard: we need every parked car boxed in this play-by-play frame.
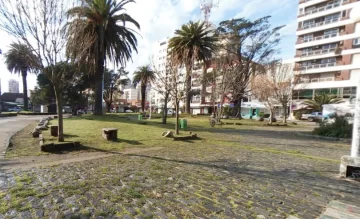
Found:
[306,112,323,122]
[125,110,133,113]
[8,107,22,112]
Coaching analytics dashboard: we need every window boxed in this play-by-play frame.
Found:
[304,34,313,40]
[324,28,338,36]
[303,47,312,53]
[303,20,315,27]
[354,38,360,45]
[325,13,340,21]
[322,43,337,49]
[321,57,336,63]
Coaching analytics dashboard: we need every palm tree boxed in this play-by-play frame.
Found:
[168,21,217,114]
[4,42,38,111]
[66,0,140,115]
[133,65,155,112]
[302,93,344,112]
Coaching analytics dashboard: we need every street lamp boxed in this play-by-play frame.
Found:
[110,79,115,112]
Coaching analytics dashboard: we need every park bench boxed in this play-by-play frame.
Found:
[209,118,223,127]
[102,128,118,141]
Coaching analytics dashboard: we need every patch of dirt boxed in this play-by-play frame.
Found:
[0,147,163,172]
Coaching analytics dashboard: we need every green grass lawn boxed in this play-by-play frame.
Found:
[7,113,303,157]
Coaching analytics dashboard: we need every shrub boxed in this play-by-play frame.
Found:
[258,112,264,118]
[295,111,302,120]
[313,114,352,138]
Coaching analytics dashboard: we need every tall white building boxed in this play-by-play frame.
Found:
[8,79,19,93]
[293,0,360,110]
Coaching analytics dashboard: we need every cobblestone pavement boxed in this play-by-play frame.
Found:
[0,127,359,219]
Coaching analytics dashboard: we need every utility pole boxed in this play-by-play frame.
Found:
[200,0,219,25]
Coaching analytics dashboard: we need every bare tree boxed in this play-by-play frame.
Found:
[150,58,171,124]
[202,55,236,119]
[0,0,78,142]
[266,61,301,124]
[166,58,186,135]
[216,16,284,119]
[251,74,277,125]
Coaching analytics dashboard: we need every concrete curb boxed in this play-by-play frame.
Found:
[295,132,351,143]
[0,129,22,159]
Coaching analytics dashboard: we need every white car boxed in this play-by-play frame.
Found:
[125,110,133,113]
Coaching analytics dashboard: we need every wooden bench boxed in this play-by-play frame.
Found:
[102,128,118,141]
[209,118,223,127]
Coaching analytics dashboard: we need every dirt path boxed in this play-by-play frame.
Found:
[0,147,163,173]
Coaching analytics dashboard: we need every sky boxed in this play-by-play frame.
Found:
[0,0,298,94]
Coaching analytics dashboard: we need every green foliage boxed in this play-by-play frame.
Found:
[313,115,352,138]
[133,65,156,112]
[295,111,302,120]
[302,93,343,112]
[258,112,265,118]
[223,106,232,116]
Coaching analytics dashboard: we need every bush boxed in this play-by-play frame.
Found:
[258,112,265,118]
[295,111,303,120]
[313,115,352,138]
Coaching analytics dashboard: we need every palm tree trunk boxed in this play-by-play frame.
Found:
[175,100,180,135]
[201,62,207,104]
[21,70,28,111]
[185,66,191,114]
[94,56,105,115]
[141,84,146,112]
[54,86,64,142]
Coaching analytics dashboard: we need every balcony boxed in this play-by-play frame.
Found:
[301,2,341,16]
[300,62,337,70]
[302,33,338,43]
[302,18,340,30]
[301,48,336,57]
[301,77,335,83]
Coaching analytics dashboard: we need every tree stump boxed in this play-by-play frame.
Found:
[102,128,118,141]
[50,126,58,137]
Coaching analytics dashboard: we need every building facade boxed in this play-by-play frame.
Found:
[8,79,19,93]
[293,0,360,110]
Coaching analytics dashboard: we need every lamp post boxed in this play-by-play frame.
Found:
[339,80,360,178]
[110,79,115,112]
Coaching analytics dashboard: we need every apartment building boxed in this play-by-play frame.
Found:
[8,79,19,93]
[151,39,218,114]
[293,0,360,110]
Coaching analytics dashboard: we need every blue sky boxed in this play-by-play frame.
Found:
[0,0,299,93]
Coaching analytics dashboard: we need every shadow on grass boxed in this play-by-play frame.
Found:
[63,134,79,138]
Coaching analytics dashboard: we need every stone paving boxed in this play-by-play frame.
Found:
[1,126,359,219]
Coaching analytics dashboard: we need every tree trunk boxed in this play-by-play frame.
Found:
[236,98,243,119]
[201,62,207,104]
[109,88,114,112]
[175,100,180,135]
[21,71,28,111]
[106,101,111,112]
[269,109,273,125]
[185,66,191,114]
[94,57,104,115]
[282,103,287,124]
[162,93,169,124]
[54,86,64,142]
[141,85,146,112]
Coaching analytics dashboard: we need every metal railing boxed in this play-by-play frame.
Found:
[303,2,341,16]
[300,62,337,70]
[301,48,336,56]
[303,18,340,30]
[302,33,338,43]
